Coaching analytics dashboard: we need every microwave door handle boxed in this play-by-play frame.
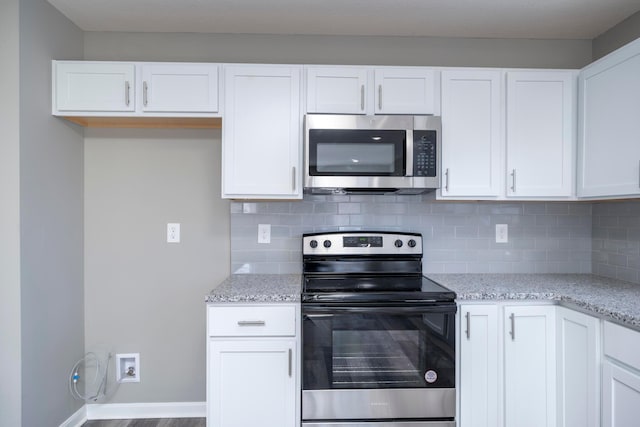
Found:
[406,130,414,176]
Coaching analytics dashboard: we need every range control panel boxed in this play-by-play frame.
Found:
[303,232,422,256]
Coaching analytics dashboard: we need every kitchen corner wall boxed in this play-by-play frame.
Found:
[593,200,640,284]
[230,195,592,275]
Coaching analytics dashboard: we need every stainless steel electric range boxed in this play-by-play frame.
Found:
[301,231,457,427]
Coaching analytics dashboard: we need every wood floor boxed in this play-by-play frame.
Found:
[83,419,205,427]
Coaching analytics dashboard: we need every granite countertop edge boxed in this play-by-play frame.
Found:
[206,273,640,329]
[428,273,640,329]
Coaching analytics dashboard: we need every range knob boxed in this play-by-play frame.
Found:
[394,239,403,248]
[408,239,417,248]
[309,240,318,248]
[323,240,332,248]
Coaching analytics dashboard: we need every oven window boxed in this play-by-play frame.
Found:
[308,129,406,176]
[332,329,422,387]
[303,310,455,390]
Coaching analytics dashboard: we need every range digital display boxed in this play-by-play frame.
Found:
[343,236,383,248]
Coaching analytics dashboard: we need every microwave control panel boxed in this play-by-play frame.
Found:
[413,130,437,177]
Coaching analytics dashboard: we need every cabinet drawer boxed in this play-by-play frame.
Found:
[604,321,640,370]
[208,305,296,337]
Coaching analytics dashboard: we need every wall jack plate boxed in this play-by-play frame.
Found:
[116,353,140,383]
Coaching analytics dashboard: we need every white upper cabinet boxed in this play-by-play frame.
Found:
[222,64,302,199]
[439,69,576,200]
[506,71,576,198]
[140,63,219,113]
[54,61,135,112]
[306,67,368,114]
[440,69,502,198]
[52,61,220,117]
[578,38,640,199]
[373,68,436,114]
[305,66,436,115]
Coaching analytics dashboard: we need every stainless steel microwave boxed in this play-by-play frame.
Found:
[304,114,441,195]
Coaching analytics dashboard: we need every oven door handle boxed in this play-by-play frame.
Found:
[303,303,457,316]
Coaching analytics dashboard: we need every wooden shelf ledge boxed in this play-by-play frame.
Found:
[61,116,222,129]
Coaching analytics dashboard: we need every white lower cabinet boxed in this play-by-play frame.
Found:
[556,307,600,427]
[460,304,557,427]
[207,303,300,427]
[504,305,557,427]
[602,321,640,427]
[459,305,500,427]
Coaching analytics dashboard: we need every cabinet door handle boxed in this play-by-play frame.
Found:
[292,167,296,192]
[510,169,517,193]
[237,320,266,326]
[143,81,148,106]
[125,81,130,106]
[360,85,365,111]
[288,348,292,377]
[378,85,383,110]
[509,313,515,340]
[445,168,450,193]
[465,311,470,339]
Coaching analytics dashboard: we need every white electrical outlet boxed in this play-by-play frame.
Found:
[496,224,508,243]
[258,224,271,244]
[167,223,180,243]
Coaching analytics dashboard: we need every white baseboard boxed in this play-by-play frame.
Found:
[86,401,206,420]
[59,405,87,427]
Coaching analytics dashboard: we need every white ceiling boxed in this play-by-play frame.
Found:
[47,0,640,40]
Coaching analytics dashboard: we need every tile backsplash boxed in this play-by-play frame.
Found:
[230,194,593,275]
[593,200,640,284]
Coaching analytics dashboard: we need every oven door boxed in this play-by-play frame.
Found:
[302,303,456,422]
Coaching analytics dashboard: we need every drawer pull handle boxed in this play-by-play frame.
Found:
[237,320,266,326]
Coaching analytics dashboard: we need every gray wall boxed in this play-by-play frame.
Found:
[84,32,593,69]
[593,201,640,284]
[231,196,592,274]
[0,0,22,425]
[593,10,640,60]
[84,129,230,403]
[19,0,85,426]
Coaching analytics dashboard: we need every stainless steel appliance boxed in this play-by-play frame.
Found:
[301,231,456,427]
[304,114,441,195]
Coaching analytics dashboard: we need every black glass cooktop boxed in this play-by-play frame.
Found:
[302,275,456,303]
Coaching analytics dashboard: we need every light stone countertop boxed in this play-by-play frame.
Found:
[429,273,640,329]
[206,273,640,329]
[205,274,302,303]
